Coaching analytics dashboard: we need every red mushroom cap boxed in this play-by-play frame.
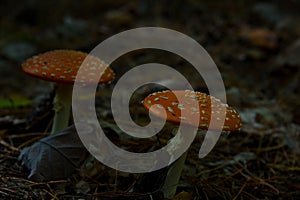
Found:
[143,90,242,132]
[21,50,115,84]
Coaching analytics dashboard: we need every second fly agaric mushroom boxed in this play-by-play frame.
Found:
[143,90,242,198]
[22,50,115,134]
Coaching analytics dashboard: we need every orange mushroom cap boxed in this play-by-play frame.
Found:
[143,90,242,132]
[22,50,115,84]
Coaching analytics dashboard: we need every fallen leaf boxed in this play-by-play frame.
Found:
[173,191,193,200]
[18,125,88,182]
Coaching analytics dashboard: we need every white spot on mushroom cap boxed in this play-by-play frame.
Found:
[200,124,208,128]
[64,69,73,73]
[157,104,163,109]
[160,96,169,100]
[167,106,175,114]
[191,107,198,111]
[222,125,230,129]
[201,117,208,121]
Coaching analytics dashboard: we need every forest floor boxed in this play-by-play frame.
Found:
[0,1,300,199]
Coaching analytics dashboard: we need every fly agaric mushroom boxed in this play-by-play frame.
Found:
[22,50,114,133]
[142,90,242,198]
[143,90,242,132]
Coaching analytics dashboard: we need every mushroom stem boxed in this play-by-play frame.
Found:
[143,90,242,198]
[51,84,73,134]
[162,151,188,199]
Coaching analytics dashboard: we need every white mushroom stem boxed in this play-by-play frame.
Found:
[51,83,73,134]
[162,151,188,199]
